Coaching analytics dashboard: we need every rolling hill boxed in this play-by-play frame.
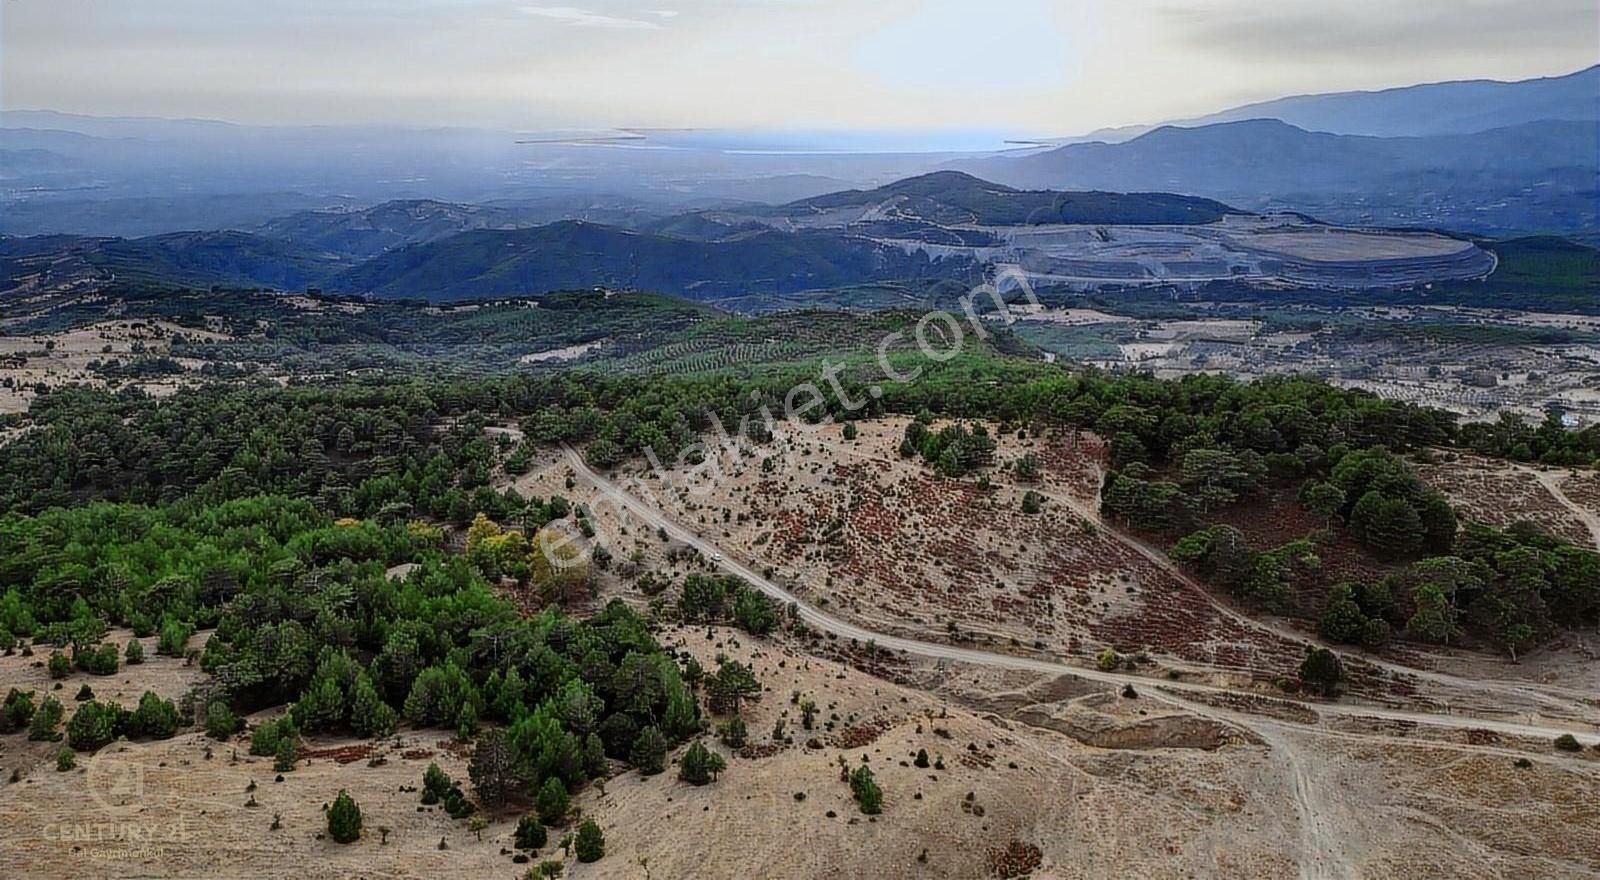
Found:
[762,170,1240,226]
[1,231,346,297]
[962,120,1599,234]
[324,220,977,301]
[256,200,537,262]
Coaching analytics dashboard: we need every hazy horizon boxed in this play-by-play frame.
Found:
[3,0,1596,139]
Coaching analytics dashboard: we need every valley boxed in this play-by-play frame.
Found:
[1,25,1597,880]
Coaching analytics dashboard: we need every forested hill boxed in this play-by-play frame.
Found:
[322,221,979,302]
[768,171,1241,226]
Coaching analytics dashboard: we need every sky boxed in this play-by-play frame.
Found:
[2,0,1596,136]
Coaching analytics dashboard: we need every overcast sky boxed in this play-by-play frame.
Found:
[2,0,1595,135]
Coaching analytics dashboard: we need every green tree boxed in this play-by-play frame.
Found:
[574,819,605,863]
[536,777,569,826]
[1297,648,1344,698]
[717,717,747,749]
[205,702,239,740]
[849,765,883,814]
[514,814,548,851]
[1301,481,1347,527]
[678,740,722,785]
[350,675,398,738]
[328,790,362,844]
[1021,490,1043,515]
[1317,583,1369,644]
[67,700,122,751]
[629,725,668,776]
[469,728,522,808]
[274,737,298,773]
[29,695,64,741]
[421,763,453,805]
[127,691,180,739]
[1349,491,1425,560]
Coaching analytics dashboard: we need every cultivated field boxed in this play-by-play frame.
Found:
[0,320,224,414]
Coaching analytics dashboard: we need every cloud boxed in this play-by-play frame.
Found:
[520,6,665,30]
[1161,0,1597,60]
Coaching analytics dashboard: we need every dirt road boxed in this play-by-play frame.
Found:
[562,446,1598,744]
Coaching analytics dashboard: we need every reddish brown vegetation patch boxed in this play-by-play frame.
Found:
[301,744,373,764]
[987,839,1043,878]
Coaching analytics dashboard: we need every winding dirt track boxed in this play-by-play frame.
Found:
[559,443,1600,880]
[1525,465,1600,552]
[812,437,1599,712]
[562,446,1596,743]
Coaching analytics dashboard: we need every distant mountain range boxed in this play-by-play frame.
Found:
[1075,65,1600,142]
[4,169,1538,306]
[960,118,1598,234]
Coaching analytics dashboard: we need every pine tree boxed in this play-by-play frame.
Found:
[274,737,297,773]
[421,763,452,805]
[536,777,569,826]
[328,790,362,844]
[629,725,668,776]
[849,765,882,814]
[677,740,725,785]
[574,819,605,863]
[468,728,521,808]
[350,675,397,738]
[514,814,548,851]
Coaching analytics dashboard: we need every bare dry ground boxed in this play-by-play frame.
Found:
[0,320,226,414]
[507,419,1315,679]
[4,627,1596,879]
[6,420,1600,879]
[1415,453,1598,547]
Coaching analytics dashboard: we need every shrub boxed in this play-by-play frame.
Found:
[250,716,298,757]
[76,643,119,675]
[127,691,180,739]
[1298,648,1344,698]
[205,701,240,740]
[124,640,144,665]
[677,740,724,785]
[574,819,605,863]
[849,765,882,814]
[0,688,37,733]
[274,737,298,773]
[74,684,94,701]
[28,695,63,741]
[536,777,569,826]
[47,651,71,679]
[56,748,76,772]
[514,815,548,851]
[328,790,362,844]
[629,726,668,776]
[66,699,124,751]
[421,763,453,805]
[157,618,194,657]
